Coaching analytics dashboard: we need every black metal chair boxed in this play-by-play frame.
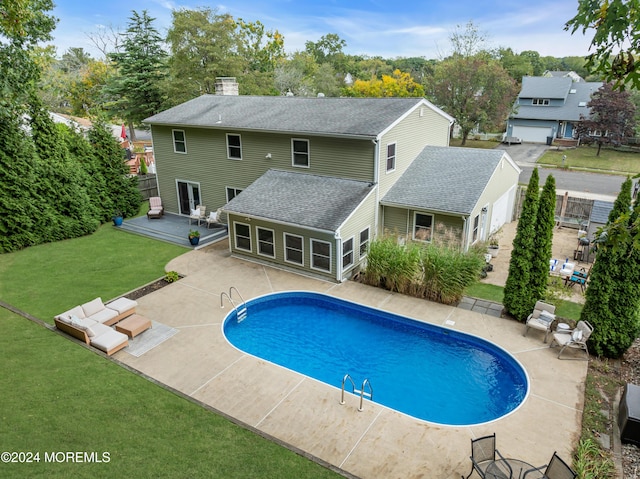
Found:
[522,452,577,479]
[462,433,511,479]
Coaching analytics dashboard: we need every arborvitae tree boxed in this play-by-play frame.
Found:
[28,99,99,239]
[530,174,556,302]
[608,177,632,222]
[0,115,49,252]
[87,118,141,219]
[504,167,539,321]
[583,180,640,358]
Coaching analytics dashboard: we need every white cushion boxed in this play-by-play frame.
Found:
[82,297,105,317]
[106,297,137,314]
[90,329,128,353]
[209,211,217,220]
[572,329,583,342]
[190,208,200,217]
[539,310,555,324]
[89,308,118,324]
[64,305,86,320]
[70,316,96,330]
[85,326,96,338]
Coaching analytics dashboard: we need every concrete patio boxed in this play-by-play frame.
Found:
[112,239,586,479]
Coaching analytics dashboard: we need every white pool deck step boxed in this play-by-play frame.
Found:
[113,240,586,479]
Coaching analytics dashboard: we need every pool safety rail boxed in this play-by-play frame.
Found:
[220,286,247,323]
[340,374,373,412]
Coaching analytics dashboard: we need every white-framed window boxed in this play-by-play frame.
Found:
[284,233,304,265]
[257,227,275,258]
[359,228,370,257]
[532,98,550,106]
[311,239,331,272]
[413,212,433,242]
[386,142,396,172]
[292,138,310,167]
[472,214,480,243]
[226,187,243,202]
[226,133,242,160]
[234,222,251,251]
[342,237,354,270]
[172,129,187,153]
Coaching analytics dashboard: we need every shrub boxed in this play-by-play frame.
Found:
[165,271,180,283]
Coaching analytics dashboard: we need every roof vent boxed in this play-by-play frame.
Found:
[570,89,577,94]
[578,101,587,107]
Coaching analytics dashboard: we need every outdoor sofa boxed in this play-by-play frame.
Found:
[54,297,137,356]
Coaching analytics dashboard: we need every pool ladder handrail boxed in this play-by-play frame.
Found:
[340,374,373,412]
[220,287,247,323]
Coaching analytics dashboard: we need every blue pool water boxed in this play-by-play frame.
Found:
[222,292,528,426]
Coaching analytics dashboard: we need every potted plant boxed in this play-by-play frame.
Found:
[112,210,124,226]
[188,229,200,246]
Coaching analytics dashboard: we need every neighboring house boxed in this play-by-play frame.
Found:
[144,85,520,282]
[505,72,603,143]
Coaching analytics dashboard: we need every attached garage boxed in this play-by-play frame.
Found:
[490,185,517,233]
[512,125,553,143]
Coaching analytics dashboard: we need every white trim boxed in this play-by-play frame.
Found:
[172,129,187,154]
[342,236,354,271]
[359,227,370,258]
[225,186,243,202]
[385,141,397,173]
[377,98,455,138]
[233,221,252,252]
[413,212,434,242]
[256,226,275,258]
[283,232,304,266]
[226,133,242,160]
[291,138,310,168]
[310,238,332,273]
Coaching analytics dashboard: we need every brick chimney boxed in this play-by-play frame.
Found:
[214,77,239,95]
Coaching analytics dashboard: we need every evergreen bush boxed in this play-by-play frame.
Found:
[531,174,556,302]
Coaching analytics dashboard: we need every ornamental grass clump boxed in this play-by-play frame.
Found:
[363,229,485,305]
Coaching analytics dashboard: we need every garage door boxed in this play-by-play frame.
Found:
[490,185,516,233]
[512,125,553,143]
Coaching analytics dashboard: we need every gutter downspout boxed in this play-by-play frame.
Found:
[335,231,342,282]
[461,216,468,251]
[373,138,380,236]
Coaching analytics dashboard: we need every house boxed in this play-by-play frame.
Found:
[505,72,603,143]
[144,84,520,281]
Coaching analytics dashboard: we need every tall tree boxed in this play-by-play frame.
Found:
[165,7,244,104]
[581,178,640,358]
[566,0,640,89]
[530,174,557,302]
[104,10,167,140]
[504,168,539,321]
[429,56,518,144]
[575,82,636,156]
[345,69,425,97]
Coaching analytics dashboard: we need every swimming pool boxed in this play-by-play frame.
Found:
[222,291,528,426]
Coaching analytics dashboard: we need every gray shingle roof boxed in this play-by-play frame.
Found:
[512,77,603,121]
[381,146,510,215]
[223,169,375,231]
[144,95,447,138]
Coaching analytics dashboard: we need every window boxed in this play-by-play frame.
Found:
[292,139,310,167]
[226,187,243,202]
[234,222,251,251]
[311,239,331,272]
[172,129,186,153]
[532,98,550,106]
[413,213,433,242]
[359,228,370,256]
[386,142,396,172]
[284,233,304,265]
[472,215,479,243]
[342,237,354,270]
[226,134,242,160]
[257,227,275,258]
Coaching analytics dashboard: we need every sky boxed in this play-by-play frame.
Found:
[49,0,595,60]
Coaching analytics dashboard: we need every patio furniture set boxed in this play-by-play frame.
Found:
[54,297,152,356]
[523,300,594,360]
[147,197,224,229]
[549,259,590,292]
[463,433,577,479]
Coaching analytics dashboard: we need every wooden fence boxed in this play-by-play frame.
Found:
[137,174,158,200]
[514,187,593,228]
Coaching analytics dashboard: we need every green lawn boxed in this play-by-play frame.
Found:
[0,226,342,478]
[449,138,500,149]
[539,145,640,175]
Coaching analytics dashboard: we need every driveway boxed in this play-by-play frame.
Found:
[497,143,550,166]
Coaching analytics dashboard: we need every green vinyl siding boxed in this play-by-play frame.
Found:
[335,190,377,276]
[151,126,376,215]
[378,105,450,198]
[382,206,409,237]
[382,206,465,246]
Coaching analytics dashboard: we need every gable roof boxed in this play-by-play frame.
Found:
[144,95,452,139]
[512,77,603,121]
[381,146,518,215]
[223,169,375,232]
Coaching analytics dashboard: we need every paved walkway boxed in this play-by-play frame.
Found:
[112,240,586,479]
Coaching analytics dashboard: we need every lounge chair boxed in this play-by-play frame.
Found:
[523,300,556,343]
[462,433,510,479]
[549,320,594,360]
[205,208,224,229]
[189,205,206,225]
[147,196,164,219]
[522,451,577,479]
